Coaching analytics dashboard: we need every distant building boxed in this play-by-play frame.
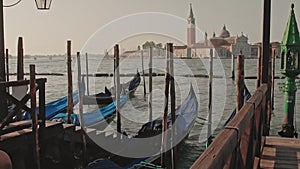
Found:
[121,48,164,57]
[174,4,281,58]
[123,3,281,58]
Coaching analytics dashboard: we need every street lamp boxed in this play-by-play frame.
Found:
[0,0,52,119]
[278,4,300,138]
[0,0,52,82]
[35,0,52,10]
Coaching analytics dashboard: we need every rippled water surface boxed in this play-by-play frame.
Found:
[7,55,297,168]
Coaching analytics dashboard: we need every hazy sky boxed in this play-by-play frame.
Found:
[3,0,300,55]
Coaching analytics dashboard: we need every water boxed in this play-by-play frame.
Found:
[7,55,298,168]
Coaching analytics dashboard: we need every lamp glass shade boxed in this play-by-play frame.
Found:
[35,0,52,10]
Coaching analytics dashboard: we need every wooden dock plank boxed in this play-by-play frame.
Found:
[0,120,66,149]
[260,136,300,169]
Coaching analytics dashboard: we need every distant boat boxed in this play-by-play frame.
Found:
[82,72,140,106]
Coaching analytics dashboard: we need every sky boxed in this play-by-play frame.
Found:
[3,0,300,55]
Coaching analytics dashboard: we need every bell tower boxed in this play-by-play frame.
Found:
[187,3,196,46]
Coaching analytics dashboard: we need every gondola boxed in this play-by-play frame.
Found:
[82,72,140,105]
[223,85,251,126]
[85,84,198,169]
[20,90,81,121]
[50,95,128,127]
[205,85,251,148]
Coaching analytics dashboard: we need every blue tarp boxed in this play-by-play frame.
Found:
[23,91,79,120]
[51,95,128,126]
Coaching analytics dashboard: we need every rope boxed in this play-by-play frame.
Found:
[4,0,22,7]
[130,161,163,169]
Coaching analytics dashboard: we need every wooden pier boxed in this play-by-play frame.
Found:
[0,65,80,169]
[191,84,269,169]
[190,83,300,169]
[260,136,300,169]
[189,1,300,168]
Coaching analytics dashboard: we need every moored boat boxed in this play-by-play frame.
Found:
[85,84,198,169]
[82,72,140,106]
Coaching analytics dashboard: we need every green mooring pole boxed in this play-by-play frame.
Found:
[283,77,297,124]
[278,4,300,138]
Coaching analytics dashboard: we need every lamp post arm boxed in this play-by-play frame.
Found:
[3,0,22,7]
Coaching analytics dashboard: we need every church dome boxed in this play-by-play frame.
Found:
[219,25,230,38]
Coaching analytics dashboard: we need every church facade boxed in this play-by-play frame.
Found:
[174,4,277,58]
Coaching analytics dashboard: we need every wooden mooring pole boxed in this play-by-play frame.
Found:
[114,44,121,133]
[271,49,275,111]
[67,40,73,124]
[256,45,262,88]
[169,43,177,169]
[231,54,235,80]
[261,0,271,135]
[5,48,8,82]
[17,37,24,81]
[236,55,245,112]
[30,64,41,169]
[85,53,90,96]
[161,43,170,168]
[16,37,24,121]
[141,49,146,98]
[206,49,213,148]
[77,52,87,165]
[148,47,153,122]
[5,49,9,95]
[0,0,5,83]
[0,18,9,119]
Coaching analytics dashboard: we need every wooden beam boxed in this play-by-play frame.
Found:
[0,78,46,88]
[0,94,31,130]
